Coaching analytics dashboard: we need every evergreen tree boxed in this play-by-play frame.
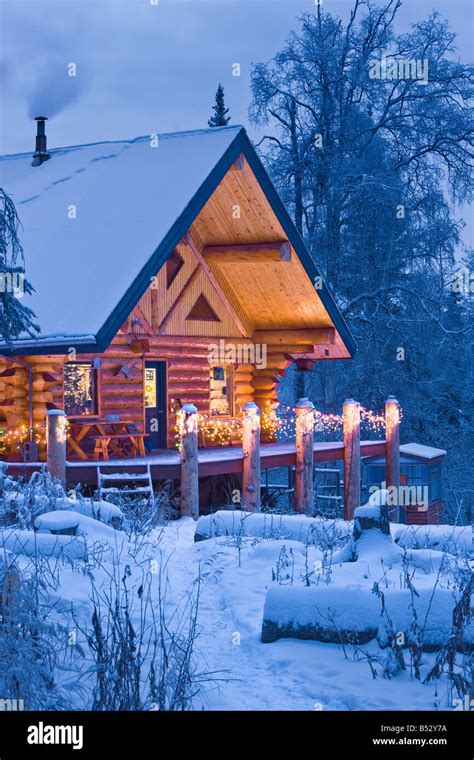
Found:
[0,189,39,344]
[208,84,230,127]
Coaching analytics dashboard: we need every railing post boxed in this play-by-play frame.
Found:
[242,402,261,511]
[46,409,67,488]
[179,403,199,520]
[294,397,315,514]
[343,399,361,520]
[385,395,400,522]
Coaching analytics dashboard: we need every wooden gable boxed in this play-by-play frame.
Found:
[128,237,251,339]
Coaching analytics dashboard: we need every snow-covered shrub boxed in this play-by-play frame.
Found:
[0,467,69,530]
[110,481,178,538]
[68,487,124,529]
[393,524,471,557]
[0,529,88,561]
[0,552,83,709]
[76,558,205,710]
[195,509,351,551]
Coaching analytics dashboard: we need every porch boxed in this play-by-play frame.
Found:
[4,439,387,487]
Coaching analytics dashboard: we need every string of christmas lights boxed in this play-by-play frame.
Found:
[0,420,72,456]
[172,400,400,448]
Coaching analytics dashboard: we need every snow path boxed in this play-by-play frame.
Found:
[156,519,439,712]
[159,520,320,710]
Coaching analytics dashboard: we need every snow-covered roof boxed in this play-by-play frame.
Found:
[0,126,242,350]
[0,124,356,356]
[399,443,447,460]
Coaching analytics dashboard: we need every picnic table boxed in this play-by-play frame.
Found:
[67,418,148,460]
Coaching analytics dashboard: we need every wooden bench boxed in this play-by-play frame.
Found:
[91,433,149,460]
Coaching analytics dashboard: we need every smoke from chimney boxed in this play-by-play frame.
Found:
[32,116,50,167]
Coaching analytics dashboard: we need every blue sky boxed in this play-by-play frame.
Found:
[1,0,472,152]
[0,0,472,245]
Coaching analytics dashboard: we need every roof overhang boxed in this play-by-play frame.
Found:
[0,128,356,358]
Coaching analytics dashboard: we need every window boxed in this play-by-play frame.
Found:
[210,365,233,417]
[64,363,97,416]
[144,367,157,409]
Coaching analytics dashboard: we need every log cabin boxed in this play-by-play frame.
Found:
[0,122,356,463]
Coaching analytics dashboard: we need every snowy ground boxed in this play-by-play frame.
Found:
[151,519,467,711]
[1,484,471,711]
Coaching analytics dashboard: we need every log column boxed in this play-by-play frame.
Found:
[294,398,315,514]
[343,399,361,521]
[179,403,199,520]
[385,395,401,522]
[46,409,67,487]
[242,402,261,511]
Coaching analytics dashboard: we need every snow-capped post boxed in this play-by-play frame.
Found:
[46,409,67,487]
[385,396,400,522]
[179,403,199,520]
[294,398,315,514]
[242,402,261,510]
[343,399,361,520]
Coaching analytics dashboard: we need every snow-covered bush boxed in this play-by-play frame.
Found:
[195,509,351,551]
[0,552,83,709]
[75,556,205,710]
[108,480,178,538]
[0,466,69,530]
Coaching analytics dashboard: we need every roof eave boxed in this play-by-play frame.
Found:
[1,127,356,358]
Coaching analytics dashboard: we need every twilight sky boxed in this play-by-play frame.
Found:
[0,0,472,243]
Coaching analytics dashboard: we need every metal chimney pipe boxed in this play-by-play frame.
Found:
[32,117,50,166]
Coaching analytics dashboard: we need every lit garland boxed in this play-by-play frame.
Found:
[0,419,72,456]
[174,403,400,448]
[172,401,400,448]
[0,422,45,455]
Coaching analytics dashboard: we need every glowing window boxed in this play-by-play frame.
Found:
[144,367,157,408]
[210,365,233,417]
[64,363,97,416]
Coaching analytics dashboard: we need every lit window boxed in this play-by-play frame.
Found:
[144,367,157,408]
[210,365,233,417]
[64,363,97,416]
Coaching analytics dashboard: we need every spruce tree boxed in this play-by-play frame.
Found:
[208,84,230,127]
[0,189,38,344]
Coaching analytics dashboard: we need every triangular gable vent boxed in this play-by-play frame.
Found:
[186,294,221,322]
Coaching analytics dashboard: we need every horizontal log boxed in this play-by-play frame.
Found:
[253,328,335,346]
[105,347,213,359]
[32,393,54,404]
[167,357,212,367]
[110,335,257,348]
[231,382,254,397]
[170,392,210,402]
[252,378,280,391]
[101,388,143,399]
[2,387,27,399]
[168,381,209,396]
[168,372,208,383]
[101,401,144,410]
[265,345,315,355]
[203,241,291,263]
[234,373,254,384]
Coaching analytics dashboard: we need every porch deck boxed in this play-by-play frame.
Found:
[4,439,387,486]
